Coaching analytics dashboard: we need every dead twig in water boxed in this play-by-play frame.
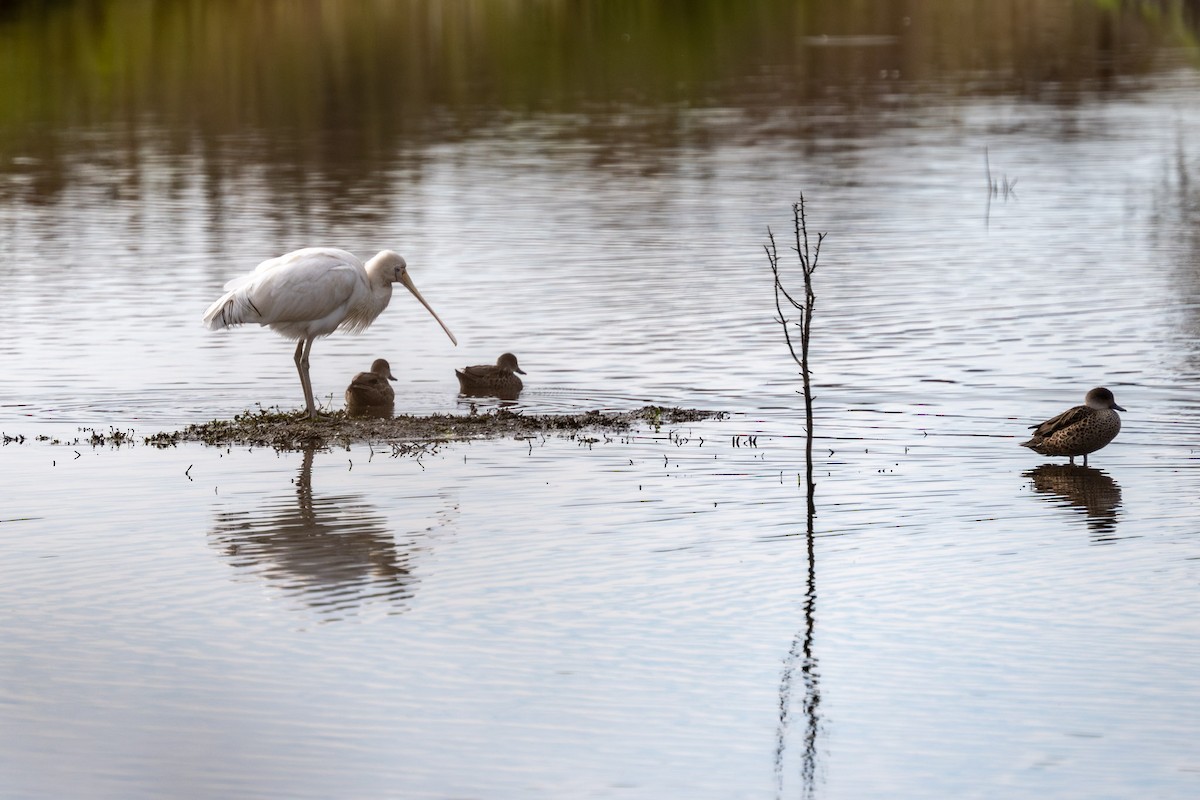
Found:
[766,195,826,800]
[766,196,824,515]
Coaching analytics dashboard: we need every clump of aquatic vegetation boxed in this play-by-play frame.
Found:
[144,405,723,450]
[84,426,136,447]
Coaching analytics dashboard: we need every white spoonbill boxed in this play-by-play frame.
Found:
[202,247,457,418]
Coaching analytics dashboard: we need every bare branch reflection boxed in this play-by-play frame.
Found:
[775,507,822,800]
[209,446,422,618]
[1024,463,1124,542]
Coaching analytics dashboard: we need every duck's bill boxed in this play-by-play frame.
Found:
[400,272,458,346]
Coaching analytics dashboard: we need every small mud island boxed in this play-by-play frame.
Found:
[146,406,723,451]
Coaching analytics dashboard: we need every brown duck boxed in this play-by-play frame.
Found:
[1021,387,1125,466]
[456,353,525,400]
[345,358,396,413]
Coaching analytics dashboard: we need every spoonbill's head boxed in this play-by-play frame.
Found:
[371,250,458,346]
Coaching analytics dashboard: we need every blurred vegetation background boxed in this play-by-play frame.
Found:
[1,0,1197,197]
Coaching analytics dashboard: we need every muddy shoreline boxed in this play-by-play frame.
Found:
[139,405,723,451]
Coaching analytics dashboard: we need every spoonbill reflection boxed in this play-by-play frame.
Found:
[203,248,457,418]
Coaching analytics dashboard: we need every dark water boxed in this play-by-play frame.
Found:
[3,2,1200,798]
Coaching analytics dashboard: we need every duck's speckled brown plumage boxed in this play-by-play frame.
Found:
[456,352,525,401]
[1021,387,1125,466]
[345,358,396,415]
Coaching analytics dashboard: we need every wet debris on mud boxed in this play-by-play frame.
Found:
[144,405,724,450]
[5,427,135,448]
[85,426,136,447]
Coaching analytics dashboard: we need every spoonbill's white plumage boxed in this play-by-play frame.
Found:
[203,247,456,418]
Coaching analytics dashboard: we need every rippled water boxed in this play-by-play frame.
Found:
[4,3,1200,798]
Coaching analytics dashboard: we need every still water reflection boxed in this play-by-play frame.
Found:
[209,447,420,618]
[1024,463,1124,542]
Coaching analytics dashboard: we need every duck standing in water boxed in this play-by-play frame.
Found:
[1021,387,1126,466]
[345,358,396,416]
[456,353,525,401]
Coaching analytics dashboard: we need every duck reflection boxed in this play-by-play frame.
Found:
[1024,463,1123,541]
[210,446,418,617]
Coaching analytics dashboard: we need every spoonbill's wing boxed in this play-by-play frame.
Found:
[204,249,364,334]
[244,258,361,324]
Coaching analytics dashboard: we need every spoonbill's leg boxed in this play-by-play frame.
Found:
[294,338,318,418]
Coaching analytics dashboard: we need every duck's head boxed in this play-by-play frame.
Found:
[497,353,526,374]
[1085,386,1125,412]
[370,358,397,381]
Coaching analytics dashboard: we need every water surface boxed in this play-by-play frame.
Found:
[3,2,1200,798]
